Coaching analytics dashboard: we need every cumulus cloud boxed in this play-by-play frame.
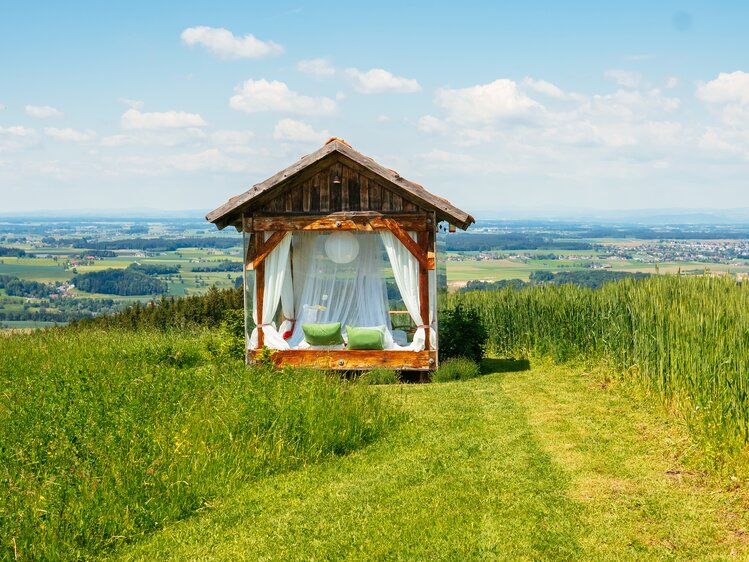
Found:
[604,69,642,89]
[665,76,680,89]
[120,108,207,130]
[181,26,283,59]
[435,79,542,124]
[229,79,336,115]
[273,118,329,143]
[697,71,749,105]
[44,127,97,142]
[522,77,566,99]
[118,97,144,109]
[297,58,335,78]
[345,68,421,94]
[25,105,63,118]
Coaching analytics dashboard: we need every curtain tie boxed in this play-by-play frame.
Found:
[257,323,274,328]
[416,324,429,329]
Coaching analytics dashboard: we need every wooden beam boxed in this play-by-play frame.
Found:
[252,213,429,232]
[248,231,287,270]
[382,218,429,271]
[248,349,437,371]
[255,235,265,349]
[418,231,430,351]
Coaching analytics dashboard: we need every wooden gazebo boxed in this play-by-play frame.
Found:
[206,138,474,371]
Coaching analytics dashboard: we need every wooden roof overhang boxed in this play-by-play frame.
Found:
[205,138,475,231]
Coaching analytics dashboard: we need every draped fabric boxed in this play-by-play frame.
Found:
[249,232,292,350]
[380,231,429,351]
[287,232,392,348]
[249,230,437,351]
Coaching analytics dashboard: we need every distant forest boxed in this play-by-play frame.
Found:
[72,269,166,296]
[460,270,651,292]
[445,233,593,252]
[0,275,54,298]
[0,246,26,257]
[72,237,238,251]
[191,261,243,272]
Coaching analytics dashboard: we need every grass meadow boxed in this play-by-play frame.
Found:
[0,328,396,560]
[452,274,749,471]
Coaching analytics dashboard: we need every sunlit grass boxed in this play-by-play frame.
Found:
[0,328,397,560]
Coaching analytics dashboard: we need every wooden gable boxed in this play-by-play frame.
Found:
[256,158,427,215]
[207,139,475,230]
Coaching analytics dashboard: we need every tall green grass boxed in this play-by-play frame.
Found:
[0,328,397,560]
[452,275,749,465]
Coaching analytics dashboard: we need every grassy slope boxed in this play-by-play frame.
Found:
[115,361,749,561]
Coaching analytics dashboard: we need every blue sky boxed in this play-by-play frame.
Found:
[1,1,749,216]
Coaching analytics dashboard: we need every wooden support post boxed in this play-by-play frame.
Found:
[255,234,265,349]
[418,231,430,351]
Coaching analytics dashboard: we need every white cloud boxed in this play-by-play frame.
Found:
[697,71,749,105]
[210,130,254,146]
[418,115,449,133]
[297,58,335,78]
[25,105,63,118]
[118,97,144,109]
[604,69,642,89]
[44,127,97,142]
[0,126,38,151]
[229,79,336,115]
[435,79,541,124]
[345,68,421,94]
[120,108,207,130]
[665,76,680,89]
[377,115,391,123]
[181,26,283,59]
[0,103,5,111]
[522,77,566,99]
[272,118,329,143]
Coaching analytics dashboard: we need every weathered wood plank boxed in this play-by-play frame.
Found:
[359,176,369,209]
[248,349,437,370]
[330,164,342,211]
[349,177,361,211]
[341,166,350,211]
[302,181,311,212]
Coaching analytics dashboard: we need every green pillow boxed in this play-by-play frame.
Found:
[302,322,343,346]
[346,325,385,350]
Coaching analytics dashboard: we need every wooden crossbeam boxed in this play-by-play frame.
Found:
[381,218,429,271]
[247,231,287,270]
[252,213,429,232]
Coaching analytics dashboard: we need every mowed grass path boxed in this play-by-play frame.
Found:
[115,362,748,561]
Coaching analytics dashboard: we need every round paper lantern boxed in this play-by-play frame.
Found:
[325,231,359,264]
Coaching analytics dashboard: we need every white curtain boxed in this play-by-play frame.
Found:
[278,257,295,336]
[249,232,292,350]
[380,231,436,351]
[288,232,391,348]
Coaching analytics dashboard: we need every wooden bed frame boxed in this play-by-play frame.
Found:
[248,349,437,371]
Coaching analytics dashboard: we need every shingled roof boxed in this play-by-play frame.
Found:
[206,138,475,230]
